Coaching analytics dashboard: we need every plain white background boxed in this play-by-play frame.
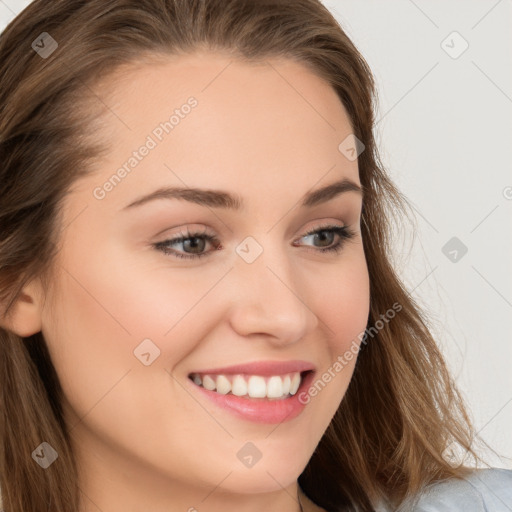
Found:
[1,0,511,469]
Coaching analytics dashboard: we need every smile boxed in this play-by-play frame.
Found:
[188,371,304,400]
[186,368,316,424]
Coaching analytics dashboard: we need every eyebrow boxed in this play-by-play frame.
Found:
[122,177,363,211]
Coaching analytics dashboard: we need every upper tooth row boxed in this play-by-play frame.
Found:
[191,372,302,398]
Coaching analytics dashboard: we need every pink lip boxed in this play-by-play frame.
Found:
[188,359,316,377]
[187,369,316,424]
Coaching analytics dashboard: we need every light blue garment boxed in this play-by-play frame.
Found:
[382,468,512,512]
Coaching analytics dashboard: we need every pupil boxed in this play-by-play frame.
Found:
[185,237,204,253]
[316,231,333,247]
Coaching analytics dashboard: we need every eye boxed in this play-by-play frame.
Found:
[152,224,356,260]
[294,224,356,254]
[153,227,220,260]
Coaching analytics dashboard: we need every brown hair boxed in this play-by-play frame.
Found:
[0,1,492,510]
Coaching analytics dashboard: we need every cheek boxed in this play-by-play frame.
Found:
[41,259,139,426]
[42,239,230,421]
[316,246,370,355]
[299,246,369,416]
[41,244,229,474]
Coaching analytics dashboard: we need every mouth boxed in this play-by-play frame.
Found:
[188,370,314,401]
[185,360,316,424]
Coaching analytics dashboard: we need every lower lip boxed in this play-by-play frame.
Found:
[188,371,315,424]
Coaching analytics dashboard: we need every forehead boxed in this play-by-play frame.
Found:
[73,52,359,214]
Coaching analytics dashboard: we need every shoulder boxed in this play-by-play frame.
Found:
[301,470,512,512]
[405,468,512,512]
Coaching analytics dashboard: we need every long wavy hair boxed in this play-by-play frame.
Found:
[0,1,492,511]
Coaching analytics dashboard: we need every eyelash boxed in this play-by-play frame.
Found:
[153,224,356,260]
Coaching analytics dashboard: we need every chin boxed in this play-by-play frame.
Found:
[212,449,309,494]
[219,469,301,494]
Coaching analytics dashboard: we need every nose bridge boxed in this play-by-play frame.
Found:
[228,234,318,342]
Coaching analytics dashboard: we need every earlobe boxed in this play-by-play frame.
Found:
[0,280,43,337]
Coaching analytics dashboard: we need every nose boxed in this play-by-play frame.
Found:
[227,243,319,346]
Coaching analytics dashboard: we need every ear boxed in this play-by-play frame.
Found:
[0,279,44,337]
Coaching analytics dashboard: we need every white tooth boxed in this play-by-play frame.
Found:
[192,374,202,386]
[231,375,248,396]
[202,375,216,391]
[247,375,266,398]
[289,372,301,395]
[267,376,284,398]
[216,375,231,394]
[282,375,291,395]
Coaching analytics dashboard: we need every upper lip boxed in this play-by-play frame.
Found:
[188,360,316,377]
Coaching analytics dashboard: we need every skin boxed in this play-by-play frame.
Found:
[4,52,370,512]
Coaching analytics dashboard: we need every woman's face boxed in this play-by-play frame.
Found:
[34,53,370,508]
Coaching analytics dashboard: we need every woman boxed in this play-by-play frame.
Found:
[0,1,510,511]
